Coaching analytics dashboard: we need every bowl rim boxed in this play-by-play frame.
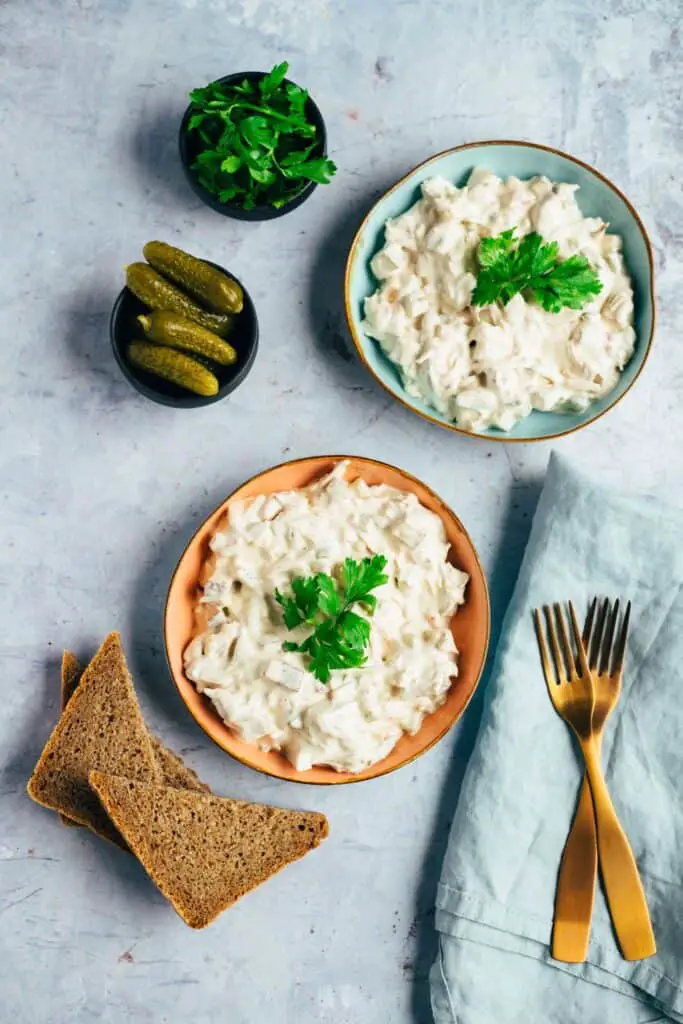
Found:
[344,138,656,444]
[110,259,259,408]
[178,70,327,220]
[163,452,491,785]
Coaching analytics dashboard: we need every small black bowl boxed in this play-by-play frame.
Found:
[110,262,259,408]
[178,71,328,221]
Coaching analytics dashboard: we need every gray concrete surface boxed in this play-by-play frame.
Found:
[2,1,682,1021]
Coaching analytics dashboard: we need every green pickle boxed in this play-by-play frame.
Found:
[126,263,233,337]
[143,241,244,315]
[138,312,237,366]
[128,340,219,397]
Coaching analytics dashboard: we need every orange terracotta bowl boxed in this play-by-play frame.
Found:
[164,455,491,784]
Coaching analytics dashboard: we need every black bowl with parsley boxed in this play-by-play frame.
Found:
[179,63,335,220]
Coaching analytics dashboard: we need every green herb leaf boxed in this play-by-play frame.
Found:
[248,165,277,185]
[274,589,305,630]
[192,149,223,168]
[240,115,277,149]
[338,610,371,650]
[281,156,337,184]
[472,230,602,312]
[531,254,604,312]
[285,81,309,118]
[221,155,242,174]
[290,576,322,623]
[259,61,289,99]
[342,554,389,605]
[275,555,388,683]
[279,144,316,167]
[315,573,341,617]
[477,228,516,272]
[218,186,238,203]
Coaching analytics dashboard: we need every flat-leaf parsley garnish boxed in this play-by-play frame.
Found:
[186,61,337,211]
[274,555,389,683]
[472,230,603,313]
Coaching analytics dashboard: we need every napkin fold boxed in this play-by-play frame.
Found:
[431,452,683,1024]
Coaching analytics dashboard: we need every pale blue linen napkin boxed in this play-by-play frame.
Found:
[431,452,683,1024]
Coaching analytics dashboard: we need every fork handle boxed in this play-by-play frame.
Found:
[580,737,656,960]
[552,770,598,962]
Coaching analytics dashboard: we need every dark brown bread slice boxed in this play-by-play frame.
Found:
[28,633,161,846]
[151,741,210,794]
[61,650,83,706]
[58,652,85,826]
[60,649,210,799]
[89,772,329,928]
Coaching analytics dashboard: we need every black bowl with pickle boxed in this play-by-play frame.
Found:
[178,63,335,221]
[111,242,259,408]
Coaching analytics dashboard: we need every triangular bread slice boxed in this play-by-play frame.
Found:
[59,650,209,803]
[61,650,83,707]
[151,741,210,794]
[89,772,329,928]
[58,652,85,826]
[28,633,161,846]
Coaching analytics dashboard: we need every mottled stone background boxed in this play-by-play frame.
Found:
[1,1,681,1021]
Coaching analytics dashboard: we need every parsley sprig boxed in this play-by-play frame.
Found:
[186,62,337,211]
[472,230,603,313]
[274,555,389,683]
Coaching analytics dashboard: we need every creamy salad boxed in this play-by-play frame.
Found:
[363,169,635,432]
[184,463,469,772]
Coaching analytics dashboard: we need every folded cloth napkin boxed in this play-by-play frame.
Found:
[431,452,683,1024]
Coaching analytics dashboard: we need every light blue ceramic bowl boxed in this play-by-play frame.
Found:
[344,141,655,442]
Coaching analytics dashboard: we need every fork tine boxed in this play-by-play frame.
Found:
[590,598,610,671]
[545,605,567,684]
[554,603,575,680]
[600,599,620,675]
[582,596,597,649]
[534,609,556,689]
[569,601,590,677]
[611,600,631,677]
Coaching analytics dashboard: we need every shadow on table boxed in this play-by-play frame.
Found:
[3,657,65,803]
[125,489,228,727]
[128,102,199,212]
[410,474,544,1024]
[305,178,394,390]
[61,286,132,405]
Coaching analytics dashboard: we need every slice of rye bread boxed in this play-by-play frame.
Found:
[28,632,161,847]
[60,651,209,811]
[58,653,87,826]
[89,771,329,929]
[152,742,211,794]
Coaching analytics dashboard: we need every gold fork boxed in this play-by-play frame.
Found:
[534,601,656,962]
[551,598,630,962]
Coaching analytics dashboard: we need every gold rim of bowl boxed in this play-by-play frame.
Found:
[343,139,656,444]
[164,453,491,785]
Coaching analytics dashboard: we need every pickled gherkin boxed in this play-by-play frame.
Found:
[143,241,244,315]
[128,341,219,396]
[126,263,233,337]
[138,312,237,366]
